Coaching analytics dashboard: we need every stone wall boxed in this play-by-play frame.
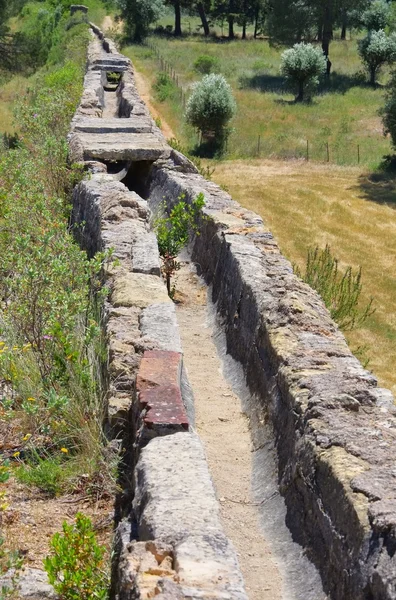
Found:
[70,29,247,600]
[70,24,396,600]
[147,163,396,600]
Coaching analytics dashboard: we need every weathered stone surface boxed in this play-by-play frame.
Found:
[70,29,247,600]
[73,117,152,134]
[140,303,182,352]
[134,433,221,541]
[132,231,161,276]
[0,568,56,599]
[112,273,170,308]
[131,433,248,599]
[147,157,396,600]
[74,131,170,162]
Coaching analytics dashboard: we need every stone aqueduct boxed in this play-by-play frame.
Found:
[68,21,396,600]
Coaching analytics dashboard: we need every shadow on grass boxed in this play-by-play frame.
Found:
[239,71,371,96]
[358,160,396,207]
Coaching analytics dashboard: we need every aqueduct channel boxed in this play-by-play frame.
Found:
[68,23,396,600]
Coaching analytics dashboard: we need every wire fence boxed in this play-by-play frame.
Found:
[145,39,375,166]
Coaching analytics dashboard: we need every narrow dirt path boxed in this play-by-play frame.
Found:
[133,70,176,140]
[174,261,283,600]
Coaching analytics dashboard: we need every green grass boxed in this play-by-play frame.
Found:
[124,35,392,167]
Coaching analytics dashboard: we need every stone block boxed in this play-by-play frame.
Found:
[140,303,182,353]
[132,231,161,276]
[111,273,170,309]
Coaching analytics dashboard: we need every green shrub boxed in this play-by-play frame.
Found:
[193,55,219,75]
[185,74,236,147]
[294,245,375,331]
[44,513,109,600]
[153,72,175,102]
[154,194,205,296]
[358,29,396,86]
[280,42,327,102]
[16,454,66,497]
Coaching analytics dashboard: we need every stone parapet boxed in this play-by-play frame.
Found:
[69,28,247,598]
[147,161,396,600]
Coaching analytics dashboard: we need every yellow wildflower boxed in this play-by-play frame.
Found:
[60,448,68,454]
[22,433,32,441]
[13,451,20,458]
[27,397,35,402]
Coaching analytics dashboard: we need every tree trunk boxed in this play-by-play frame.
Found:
[317,21,323,41]
[341,8,347,40]
[254,7,259,38]
[242,21,246,39]
[370,66,376,86]
[174,0,182,37]
[296,81,304,102]
[228,14,235,39]
[197,2,210,36]
[322,1,333,76]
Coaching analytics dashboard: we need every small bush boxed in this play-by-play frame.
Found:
[153,72,175,102]
[358,29,396,86]
[185,74,236,150]
[16,454,66,497]
[294,245,375,331]
[154,194,205,296]
[280,42,327,102]
[44,513,109,600]
[193,55,219,75]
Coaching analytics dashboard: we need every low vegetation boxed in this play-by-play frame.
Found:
[0,1,116,596]
[294,244,375,331]
[44,513,109,600]
[154,194,205,297]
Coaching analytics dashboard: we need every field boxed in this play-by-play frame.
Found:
[124,32,391,167]
[212,160,396,393]
[125,30,396,394]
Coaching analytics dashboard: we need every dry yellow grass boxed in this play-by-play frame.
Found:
[212,160,396,394]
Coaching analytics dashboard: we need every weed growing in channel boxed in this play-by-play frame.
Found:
[44,513,109,600]
[154,194,205,297]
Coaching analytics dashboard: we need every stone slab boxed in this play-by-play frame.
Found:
[140,303,182,353]
[78,132,170,161]
[111,273,170,308]
[132,231,161,276]
[132,433,248,599]
[73,117,152,134]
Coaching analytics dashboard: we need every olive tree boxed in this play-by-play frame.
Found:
[358,29,396,86]
[280,43,327,102]
[185,74,236,148]
[361,0,390,31]
[118,0,165,42]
